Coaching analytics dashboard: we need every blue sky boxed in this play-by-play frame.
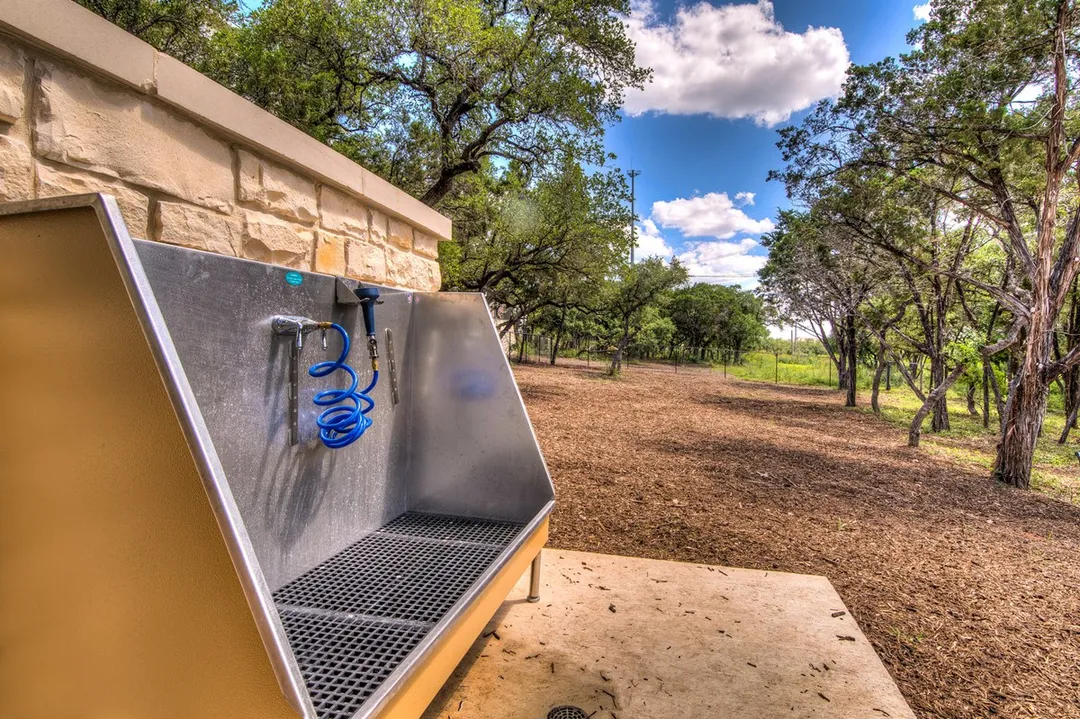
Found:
[612,0,930,287]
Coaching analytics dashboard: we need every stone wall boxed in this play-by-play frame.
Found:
[0,1,450,291]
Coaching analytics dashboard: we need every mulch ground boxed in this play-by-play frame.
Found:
[514,361,1080,719]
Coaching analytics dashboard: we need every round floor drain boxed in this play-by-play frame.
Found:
[547,707,588,719]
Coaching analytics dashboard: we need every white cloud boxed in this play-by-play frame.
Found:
[624,0,850,125]
[913,3,931,21]
[633,218,677,259]
[677,238,767,287]
[734,191,755,206]
[651,192,775,240]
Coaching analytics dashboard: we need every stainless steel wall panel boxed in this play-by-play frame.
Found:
[135,241,414,590]
[403,293,554,523]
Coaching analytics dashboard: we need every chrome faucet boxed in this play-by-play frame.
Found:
[271,315,325,351]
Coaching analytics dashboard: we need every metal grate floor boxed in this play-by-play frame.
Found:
[274,533,503,624]
[274,512,525,719]
[379,512,523,546]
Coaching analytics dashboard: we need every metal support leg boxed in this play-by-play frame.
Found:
[527,552,542,603]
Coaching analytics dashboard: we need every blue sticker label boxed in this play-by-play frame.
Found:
[285,271,303,287]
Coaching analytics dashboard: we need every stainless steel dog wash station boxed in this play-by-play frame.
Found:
[0,194,554,719]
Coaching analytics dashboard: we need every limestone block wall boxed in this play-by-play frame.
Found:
[0,0,450,291]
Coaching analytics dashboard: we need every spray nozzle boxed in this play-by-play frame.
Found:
[353,286,381,338]
[353,285,382,369]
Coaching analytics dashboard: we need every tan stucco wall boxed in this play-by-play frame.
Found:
[0,0,449,292]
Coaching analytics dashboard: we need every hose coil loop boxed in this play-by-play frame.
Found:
[308,323,377,449]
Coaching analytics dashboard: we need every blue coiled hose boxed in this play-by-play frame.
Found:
[307,323,378,449]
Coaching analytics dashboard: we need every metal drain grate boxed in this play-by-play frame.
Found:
[275,512,526,719]
[279,609,426,719]
[275,533,504,624]
[378,512,523,546]
[547,707,588,719]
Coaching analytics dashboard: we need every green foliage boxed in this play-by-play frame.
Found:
[604,257,688,374]
[766,0,1080,483]
[202,0,647,205]
[628,306,676,357]
[668,283,768,354]
[441,152,630,331]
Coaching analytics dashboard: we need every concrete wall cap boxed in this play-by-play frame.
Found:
[0,0,155,91]
[0,0,452,241]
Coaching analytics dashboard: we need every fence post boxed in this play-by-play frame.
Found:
[675,345,680,373]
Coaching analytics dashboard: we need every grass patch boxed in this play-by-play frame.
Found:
[726,351,846,388]
[728,356,1080,505]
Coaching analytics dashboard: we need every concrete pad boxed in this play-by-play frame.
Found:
[423,550,914,719]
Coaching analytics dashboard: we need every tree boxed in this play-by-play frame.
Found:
[668,284,725,353]
[440,154,629,335]
[668,283,768,361]
[773,0,1080,487]
[202,0,647,206]
[628,306,676,361]
[760,211,880,406]
[718,287,769,362]
[605,258,688,375]
[811,170,984,433]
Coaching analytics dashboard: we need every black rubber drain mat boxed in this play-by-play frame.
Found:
[274,512,525,719]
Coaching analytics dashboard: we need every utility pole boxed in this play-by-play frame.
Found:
[628,169,641,265]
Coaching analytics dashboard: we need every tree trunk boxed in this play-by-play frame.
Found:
[609,318,631,375]
[871,345,887,415]
[845,313,857,407]
[988,362,1006,428]
[836,326,849,392]
[517,328,527,363]
[1064,366,1079,432]
[930,354,951,431]
[966,384,979,417]
[909,363,967,447]
[550,304,567,366]
[1063,280,1080,436]
[982,360,991,428]
[1059,399,1080,444]
[994,330,1054,489]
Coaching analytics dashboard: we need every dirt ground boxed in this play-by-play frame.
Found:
[513,362,1080,719]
